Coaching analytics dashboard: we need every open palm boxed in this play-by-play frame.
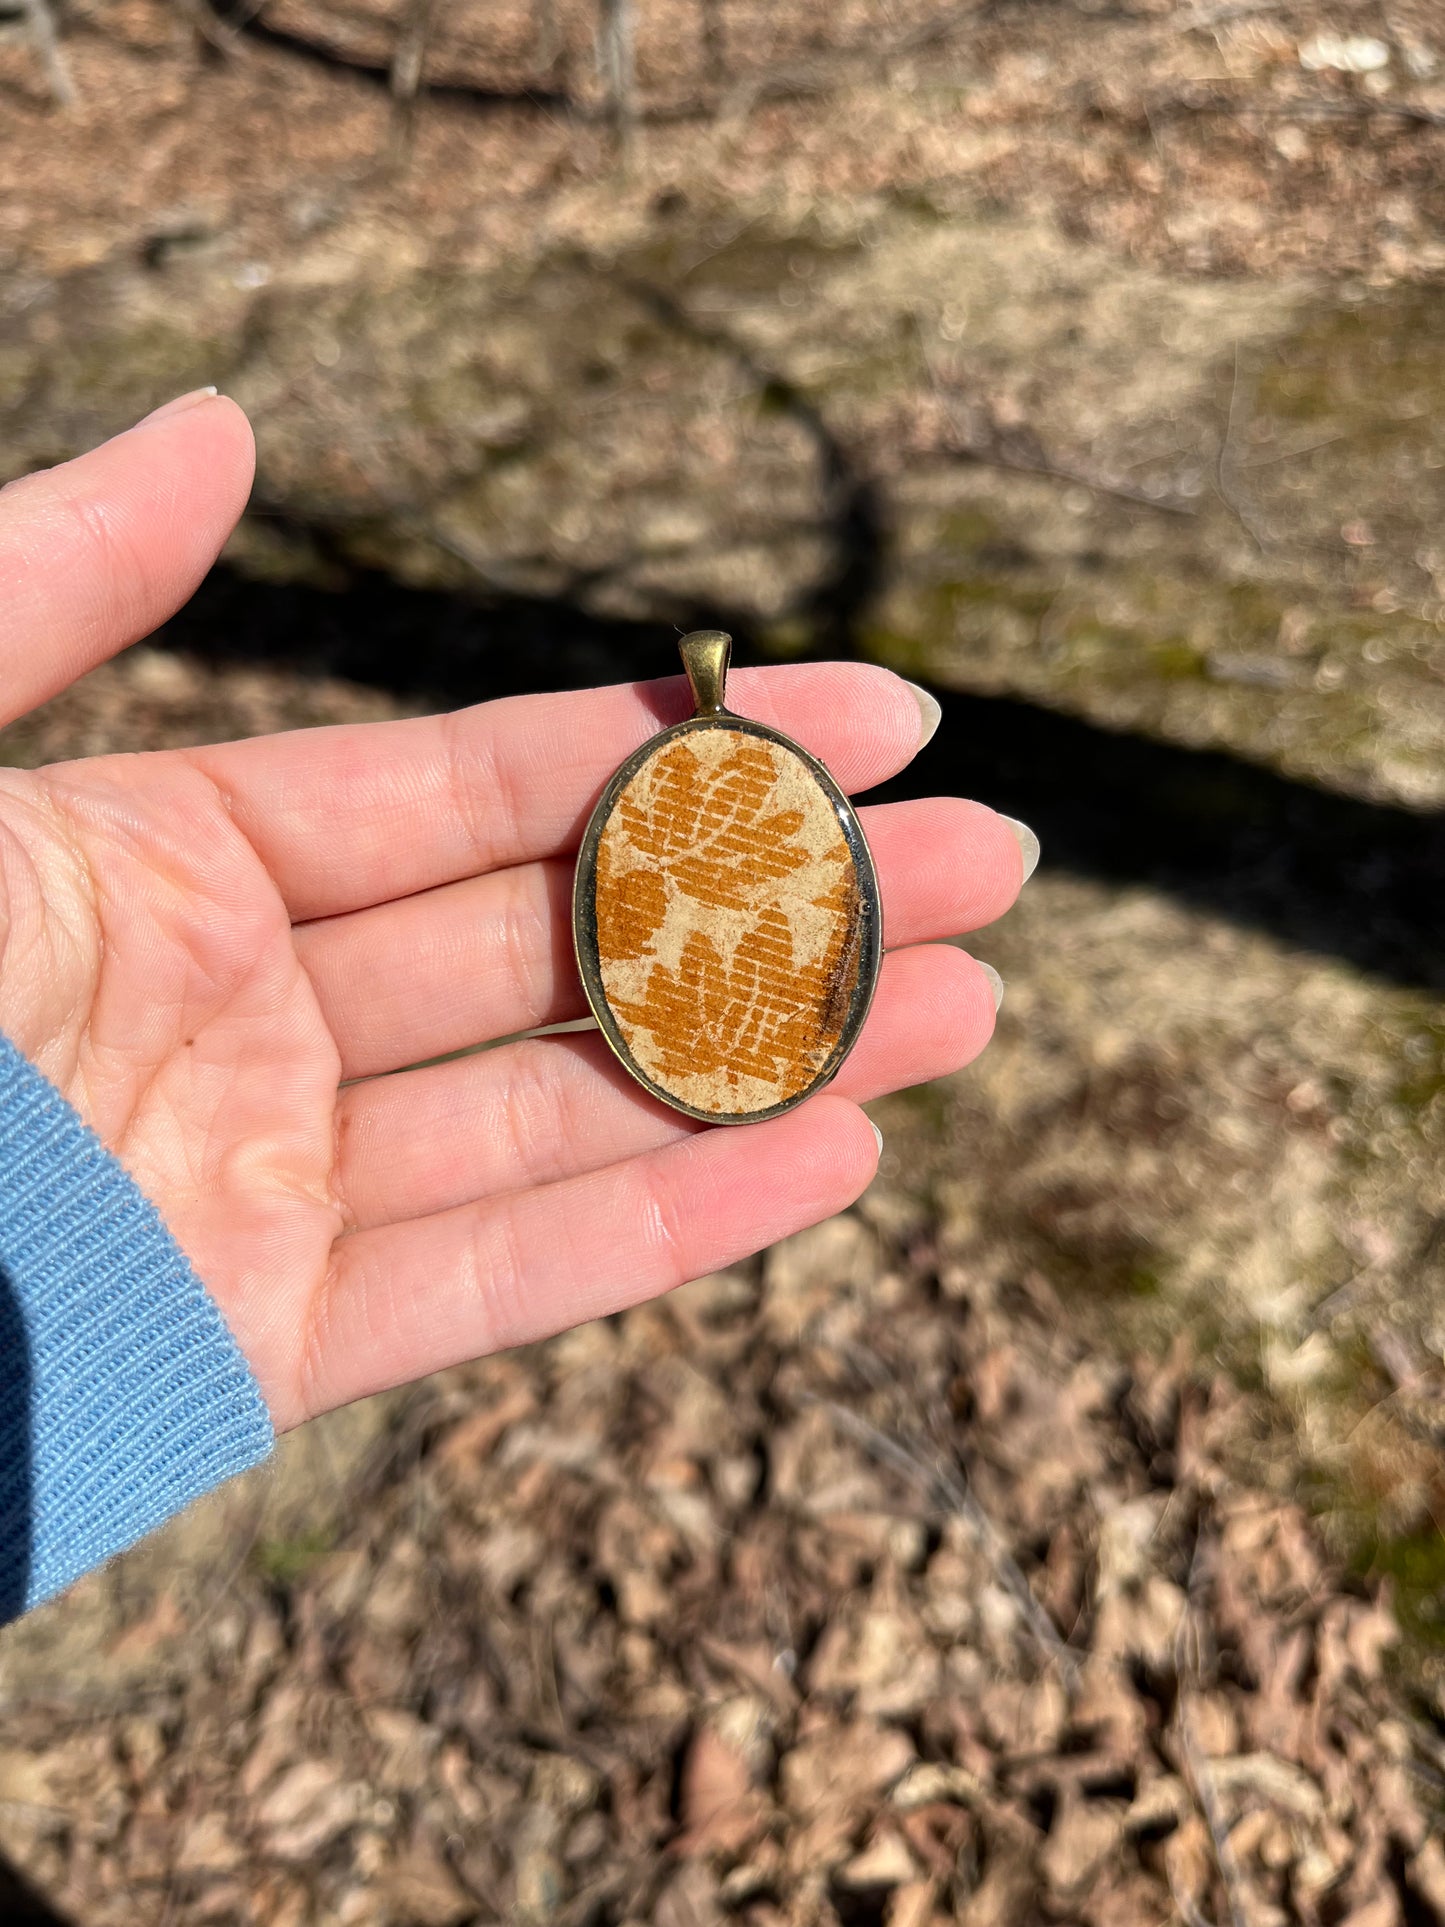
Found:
[0,394,1025,1434]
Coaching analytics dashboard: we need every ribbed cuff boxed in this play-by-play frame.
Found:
[0,1031,274,1618]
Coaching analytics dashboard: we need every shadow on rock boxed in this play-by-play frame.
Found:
[882,685,1445,995]
[159,550,1445,993]
[0,1855,70,1925]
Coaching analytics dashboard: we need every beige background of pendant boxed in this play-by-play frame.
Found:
[594,726,864,1118]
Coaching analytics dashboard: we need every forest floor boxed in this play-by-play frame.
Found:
[1,2,1444,1923]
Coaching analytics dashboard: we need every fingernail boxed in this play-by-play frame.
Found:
[903,680,941,750]
[136,386,219,428]
[979,961,1005,1010]
[1002,815,1040,883]
[869,1120,884,1158]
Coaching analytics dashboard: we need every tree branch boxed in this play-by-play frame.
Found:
[20,0,75,106]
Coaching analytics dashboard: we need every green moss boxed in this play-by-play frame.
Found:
[1255,285,1445,432]
[934,507,1001,554]
[857,625,935,680]
[1123,1262,1166,1300]
[1148,641,1208,679]
[1394,1022,1445,1118]
[754,615,817,660]
[1352,1526,1445,1653]
[885,185,953,224]
[939,575,1055,616]
[42,321,233,417]
[253,1526,336,1588]
[621,224,861,300]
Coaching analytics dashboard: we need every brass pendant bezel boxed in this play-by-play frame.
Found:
[572,643,883,1126]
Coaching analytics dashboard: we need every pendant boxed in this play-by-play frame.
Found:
[573,631,883,1124]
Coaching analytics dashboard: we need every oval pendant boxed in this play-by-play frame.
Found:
[573,632,883,1124]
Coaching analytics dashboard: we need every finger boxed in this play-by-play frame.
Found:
[183,661,932,922]
[300,795,1021,1079]
[0,394,255,728]
[335,943,995,1230]
[296,1094,879,1422]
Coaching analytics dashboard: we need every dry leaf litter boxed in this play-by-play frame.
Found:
[0,1205,1439,1924]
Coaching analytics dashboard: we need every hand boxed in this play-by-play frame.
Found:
[0,394,1026,1432]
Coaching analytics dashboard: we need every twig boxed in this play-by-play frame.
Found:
[895,3,985,54]
[596,0,636,162]
[390,0,435,102]
[171,0,245,59]
[697,0,725,86]
[813,1397,1082,1690]
[1167,1858,1219,1927]
[20,0,75,105]
[914,320,1199,518]
[532,0,561,78]
[1214,341,1270,551]
[1153,90,1445,130]
[711,4,977,127]
[1238,430,1345,470]
[1171,0,1288,31]
[1174,1531,1251,1927]
[938,423,1200,516]
[1177,1700,1250,1927]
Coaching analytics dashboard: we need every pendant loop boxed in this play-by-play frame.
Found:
[679,630,732,717]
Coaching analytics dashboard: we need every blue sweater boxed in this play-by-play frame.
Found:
[0,1031,274,1619]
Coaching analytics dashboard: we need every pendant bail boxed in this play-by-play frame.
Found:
[679,630,732,716]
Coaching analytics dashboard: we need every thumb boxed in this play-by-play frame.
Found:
[0,391,255,730]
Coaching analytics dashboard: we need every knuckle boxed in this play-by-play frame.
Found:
[635,1163,690,1283]
[58,489,146,627]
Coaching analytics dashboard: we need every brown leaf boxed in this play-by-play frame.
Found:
[1186,1690,1239,1759]
[364,1707,438,1792]
[677,1727,762,1856]
[1163,1814,1215,1923]
[1070,1658,1151,1757]
[957,1837,1038,1927]
[174,1813,244,1876]
[808,1604,941,1720]
[977,1676,1068,1753]
[698,1636,801,1713]
[1123,1775,1191,1836]
[1405,1839,1445,1920]
[376,1846,476,1927]
[1093,1574,1185,1672]
[780,1721,917,1821]
[1207,1752,1325,1827]
[104,1592,187,1661]
[836,1830,920,1891]
[888,1881,943,1927]
[655,1859,722,1927]
[433,1383,538,1472]
[1039,1792,1127,1903]
[255,1760,368,1861]
[893,1763,992,1814]
[897,1801,980,1875]
[512,1806,566,1922]
[1335,1899,1403,1927]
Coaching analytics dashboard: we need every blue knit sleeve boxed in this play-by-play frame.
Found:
[0,1031,274,1620]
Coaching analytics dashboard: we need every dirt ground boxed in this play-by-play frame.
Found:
[1,1225,1443,1927]
[0,2,1443,1923]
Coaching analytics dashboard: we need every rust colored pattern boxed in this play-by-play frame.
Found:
[594,729,864,1116]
